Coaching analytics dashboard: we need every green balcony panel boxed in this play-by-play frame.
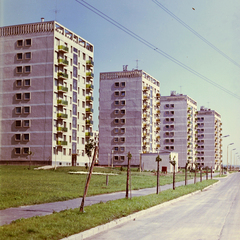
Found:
[85,120,93,125]
[56,141,68,146]
[57,99,68,105]
[58,45,69,52]
[57,86,68,92]
[57,113,68,119]
[86,96,94,101]
[58,72,68,79]
[86,59,94,66]
[58,58,69,65]
[86,84,94,89]
[85,132,93,137]
[86,108,94,113]
[86,72,94,78]
[57,127,68,132]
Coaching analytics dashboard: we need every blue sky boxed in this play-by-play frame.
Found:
[1,0,240,165]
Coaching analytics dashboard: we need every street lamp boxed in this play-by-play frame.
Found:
[227,143,234,171]
[230,148,236,171]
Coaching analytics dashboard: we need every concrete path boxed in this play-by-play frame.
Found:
[0,174,217,226]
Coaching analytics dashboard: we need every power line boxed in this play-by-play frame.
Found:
[152,0,240,69]
[74,0,240,100]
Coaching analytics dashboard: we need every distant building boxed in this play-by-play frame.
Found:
[196,106,222,169]
[0,20,94,166]
[160,91,198,168]
[99,68,160,167]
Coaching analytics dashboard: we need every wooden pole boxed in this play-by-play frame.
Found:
[157,161,160,194]
[200,167,202,182]
[126,152,131,199]
[206,166,208,180]
[194,166,197,184]
[173,164,175,190]
[80,146,98,212]
[185,164,187,185]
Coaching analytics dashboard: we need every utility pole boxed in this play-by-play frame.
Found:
[126,152,132,199]
[156,154,162,194]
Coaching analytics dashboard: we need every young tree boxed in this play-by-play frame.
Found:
[169,155,176,190]
[85,139,96,167]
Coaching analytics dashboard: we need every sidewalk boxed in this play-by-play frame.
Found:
[0,174,217,226]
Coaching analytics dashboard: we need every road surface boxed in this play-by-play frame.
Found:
[86,173,240,240]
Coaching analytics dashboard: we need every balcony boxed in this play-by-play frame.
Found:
[86,84,94,90]
[85,120,93,125]
[85,132,93,137]
[58,72,68,79]
[57,86,68,92]
[143,86,149,91]
[157,144,160,148]
[57,99,68,106]
[143,95,149,100]
[143,113,147,119]
[86,59,94,66]
[156,118,160,122]
[57,113,68,119]
[57,127,68,132]
[156,110,160,115]
[86,72,94,78]
[56,140,68,146]
[86,108,94,113]
[86,96,94,101]
[156,93,160,98]
[156,126,160,131]
[58,58,69,66]
[156,101,160,106]
[58,45,69,53]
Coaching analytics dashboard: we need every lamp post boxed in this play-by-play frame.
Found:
[230,148,236,171]
[227,143,234,171]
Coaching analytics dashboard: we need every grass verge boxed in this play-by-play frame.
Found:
[0,179,217,240]
[0,165,196,209]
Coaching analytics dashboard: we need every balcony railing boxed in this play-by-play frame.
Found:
[57,113,68,119]
[86,108,94,113]
[57,99,68,105]
[57,86,68,92]
[58,72,68,79]
[56,140,68,146]
[58,45,69,52]
[85,132,93,137]
[86,96,94,101]
[86,84,94,90]
[58,58,69,65]
[57,127,68,132]
[156,101,160,106]
[86,72,94,78]
[86,59,94,66]
[85,120,93,125]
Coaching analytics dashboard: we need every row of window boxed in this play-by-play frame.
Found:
[16,52,31,60]
[55,147,85,156]
[15,120,30,127]
[165,104,174,108]
[17,39,32,47]
[114,146,125,152]
[114,109,126,115]
[114,100,125,106]
[114,155,125,161]
[165,146,174,150]
[113,137,125,143]
[165,125,174,129]
[165,132,174,137]
[15,106,30,114]
[114,82,125,87]
[165,111,174,115]
[114,91,125,97]
[15,93,30,101]
[14,147,30,155]
[165,139,174,143]
[165,118,174,122]
[114,128,125,134]
[16,79,31,87]
[16,66,31,74]
[15,133,30,141]
[114,119,125,124]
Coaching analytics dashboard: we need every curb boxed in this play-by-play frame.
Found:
[61,181,219,240]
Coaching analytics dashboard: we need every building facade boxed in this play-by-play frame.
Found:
[99,68,160,166]
[196,106,222,169]
[0,20,94,166]
[160,91,198,168]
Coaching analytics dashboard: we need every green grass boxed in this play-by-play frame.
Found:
[0,179,217,240]
[0,165,193,209]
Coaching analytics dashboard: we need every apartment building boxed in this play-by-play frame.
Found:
[99,68,160,167]
[196,106,222,169]
[160,91,197,168]
[0,20,94,166]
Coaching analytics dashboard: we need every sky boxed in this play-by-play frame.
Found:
[1,0,240,166]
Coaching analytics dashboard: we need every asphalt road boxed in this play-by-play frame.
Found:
[86,173,240,240]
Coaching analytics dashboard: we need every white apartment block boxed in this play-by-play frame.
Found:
[0,20,94,166]
[160,91,198,168]
[99,68,160,167]
[196,106,222,169]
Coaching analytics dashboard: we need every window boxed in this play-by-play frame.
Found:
[114,119,119,124]
[165,118,169,122]
[15,120,21,127]
[165,132,169,136]
[69,136,71,143]
[114,137,118,142]
[121,100,125,105]
[170,118,174,122]
[63,148,66,155]
[170,125,174,129]
[120,109,125,114]
[25,39,32,46]
[23,106,30,114]
[120,91,125,97]
[115,82,119,87]
[16,53,23,60]
[15,148,21,155]
[170,111,174,115]
[15,134,21,141]
[69,149,72,155]
[16,80,22,87]
[15,93,21,100]
[23,147,30,154]
[82,138,85,144]
[82,150,84,156]
[15,107,21,114]
[114,147,119,151]
[23,133,30,141]
[121,82,125,87]
[23,120,30,127]
[24,79,30,86]
[120,137,125,142]
[83,53,86,60]
[120,119,125,124]
[170,104,174,108]
[82,101,85,108]
[24,66,31,73]
[170,139,174,143]
[16,66,23,73]
[114,110,119,114]
[120,156,125,161]
[17,40,23,47]
[114,128,119,133]
[24,93,30,100]
[120,147,125,152]
[114,156,119,161]
[114,91,119,96]
[165,104,169,108]
[82,89,85,96]
[120,128,125,133]
[114,100,119,105]
[165,125,169,129]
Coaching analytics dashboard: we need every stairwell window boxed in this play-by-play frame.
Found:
[23,147,30,154]
[25,39,32,46]
[23,133,30,141]
[15,93,22,100]
[15,120,21,127]
[25,52,31,59]
[15,134,21,141]
[15,148,21,155]
[16,53,23,60]
[15,107,21,114]
[16,66,23,73]
[23,120,30,127]
[24,66,31,73]
[24,93,30,100]
[17,40,23,47]
[23,106,30,114]
[24,79,31,86]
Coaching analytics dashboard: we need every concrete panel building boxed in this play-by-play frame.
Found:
[0,20,94,166]
[160,91,197,168]
[99,68,160,167]
[196,106,222,169]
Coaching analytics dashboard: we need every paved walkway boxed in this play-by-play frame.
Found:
[0,174,218,226]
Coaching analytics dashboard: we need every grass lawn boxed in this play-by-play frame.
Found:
[0,179,217,240]
[0,165,198,209]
